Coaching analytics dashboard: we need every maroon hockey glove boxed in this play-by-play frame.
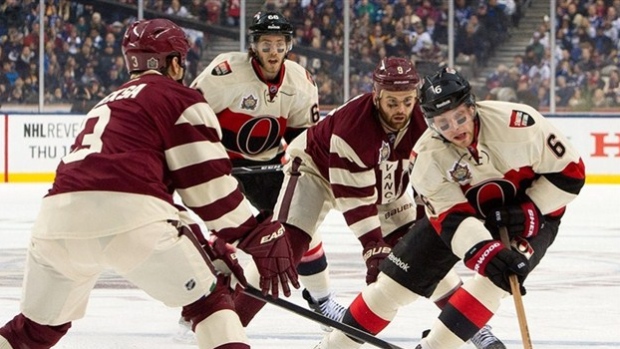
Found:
[237,215,299,298]
[464,240,529,294]
[485,202,544,239]
[362,240,392,284]
[204,237,247,288]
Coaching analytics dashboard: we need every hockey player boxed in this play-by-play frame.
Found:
[314,67,585,349]
[235,57,506,348]
[0,18,298,349]
[190,10,320,213]
[173,11,329,342]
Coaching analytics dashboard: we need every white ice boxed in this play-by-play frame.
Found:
[1,183,619,348]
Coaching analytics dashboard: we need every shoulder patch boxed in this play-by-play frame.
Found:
[211,61,232,76]
[509,110,536,128]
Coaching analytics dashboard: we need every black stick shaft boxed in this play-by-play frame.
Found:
[241,286,407,349]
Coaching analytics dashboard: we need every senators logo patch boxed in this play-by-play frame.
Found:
[211,61,232,76]
[509,110,536,127]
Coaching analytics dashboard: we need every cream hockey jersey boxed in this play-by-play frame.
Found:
[411,100,585,258]
[191,52,320,161]
[33,73,257,242]
[289,93,428,242]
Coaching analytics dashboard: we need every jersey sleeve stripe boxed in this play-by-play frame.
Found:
[176,103,222,135]
[347,215,381,239]
[329,167,375,187]
[541,159,586,195]
[526,175,580,215]
[330,135,367,168]
[202,198,254,233]
[176,175,240,207]
[335,193,377,212]
[165,140,228,171]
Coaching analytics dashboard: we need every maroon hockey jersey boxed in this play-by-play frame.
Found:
[33,72,256,241]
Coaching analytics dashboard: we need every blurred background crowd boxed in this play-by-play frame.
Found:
[1,0,620,112]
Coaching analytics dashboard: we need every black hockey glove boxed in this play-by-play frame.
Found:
[485,202,544,239]
[464,240,529,295]
[362,240,392,285]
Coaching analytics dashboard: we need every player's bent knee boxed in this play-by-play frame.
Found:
[194,309,249,349]
[181,277,235,329]
[361,273,419,317]
[461,274,507,311]
[429,268,462,303]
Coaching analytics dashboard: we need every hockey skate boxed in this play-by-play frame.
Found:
[172,317,196,344]
[470,325,506,349]
[302,289,346,332]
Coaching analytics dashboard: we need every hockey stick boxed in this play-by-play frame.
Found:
[499,227,534,349]
[232,164,283,174]
[181,231,403,348]
[241,286,406,349]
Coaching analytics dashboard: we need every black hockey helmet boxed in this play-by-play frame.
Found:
[249,11,294,43]
[419,67,474,119]
[373,57,420,96]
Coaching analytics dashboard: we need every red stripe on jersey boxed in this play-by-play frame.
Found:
[300,242,325,262]
[430,202,477,234]
[447,288,493,328]
[563,158,586,180]
[349,294,389,334]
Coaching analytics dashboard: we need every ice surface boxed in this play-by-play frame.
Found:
[1,183,619,348]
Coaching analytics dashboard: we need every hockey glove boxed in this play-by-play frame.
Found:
[237,215,299,298]
[204,237,247,288]
[362,240,392,284]
[486,202,544,239]
[464,240,529,294]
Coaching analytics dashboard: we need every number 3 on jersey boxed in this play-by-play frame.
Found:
[62,105,111,164]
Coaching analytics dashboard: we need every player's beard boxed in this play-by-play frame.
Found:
[258,55,283,80]
[380,109,410,131]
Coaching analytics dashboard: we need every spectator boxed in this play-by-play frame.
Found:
[14,46,35,78]
[187,0,206,20]
[204,0,222,24]
[526,31,546,63]
[89,12,106,35]
[166,0,189,17]
[555,75,575,107]
[0,60,19,87]
[409,20,434,60]
[516,76,539,108]
[385,19,410,58]
[355,0,376,21]
[455,0,473,28]
[415,0,440,24]
[456,14,490,67]
[227,0,241,26]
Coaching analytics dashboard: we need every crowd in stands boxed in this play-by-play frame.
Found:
[1,0,618,111]
[484,0,620,110]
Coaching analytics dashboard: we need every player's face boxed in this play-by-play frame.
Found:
[431,103,476,148]
[376,89,418,130]
[254,34,288,80]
